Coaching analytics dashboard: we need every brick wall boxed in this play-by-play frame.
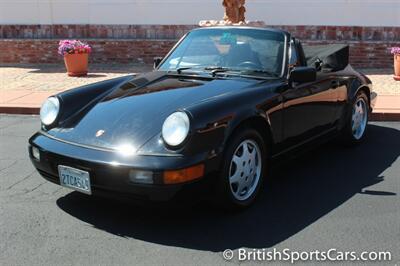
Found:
[0,39,175,64]
[1,25,399,68]
[0,25,195,40]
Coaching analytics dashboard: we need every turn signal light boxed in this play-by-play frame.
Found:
[163,164,205,184]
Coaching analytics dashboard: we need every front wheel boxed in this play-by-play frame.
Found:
[216,128,268,210]
[341,91,369,145]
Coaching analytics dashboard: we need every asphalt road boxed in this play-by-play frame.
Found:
[0,115,399,266]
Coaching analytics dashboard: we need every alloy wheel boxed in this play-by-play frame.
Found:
[228,139,262,201]
[351,97,368,140]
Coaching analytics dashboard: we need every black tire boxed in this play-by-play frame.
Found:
[341,91,369,145]
[215,127,268,210]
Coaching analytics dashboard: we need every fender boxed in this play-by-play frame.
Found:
[221,108,272,146]
[186,86,280,157]
[347,70,373,106]
[55,75,135,127]
[336,73,373,131]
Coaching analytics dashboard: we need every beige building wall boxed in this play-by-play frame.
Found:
[0,0,399,26]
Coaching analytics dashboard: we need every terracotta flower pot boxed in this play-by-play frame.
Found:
[64,53,89,77]
[394,54,400,81]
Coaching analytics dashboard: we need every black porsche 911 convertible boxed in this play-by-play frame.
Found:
[29,26,376,209]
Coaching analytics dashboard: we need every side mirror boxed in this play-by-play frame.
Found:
[289,66,317,84]
[153,57,163,69]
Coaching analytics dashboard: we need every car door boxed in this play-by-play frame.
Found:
[280,40,338,150]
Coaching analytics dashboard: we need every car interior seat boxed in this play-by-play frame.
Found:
[225,43,262,67]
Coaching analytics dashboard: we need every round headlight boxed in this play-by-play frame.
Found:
[162,112,190,147]
[40,97,60,126]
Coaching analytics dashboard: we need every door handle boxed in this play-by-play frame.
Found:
[331,80,340,89]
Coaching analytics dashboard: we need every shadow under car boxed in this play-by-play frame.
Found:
[56,123,399,252]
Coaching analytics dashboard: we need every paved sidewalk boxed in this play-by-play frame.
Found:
[0,64,399,120]
[362,69,400,96]
[362,69,400,121]
[0,64,152,113]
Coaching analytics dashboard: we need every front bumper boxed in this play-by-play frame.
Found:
[29,132,220,202]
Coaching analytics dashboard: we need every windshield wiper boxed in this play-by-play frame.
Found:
[204,67,279,78]
[176,67,192,74]
[240,69,279,77]
[204,66,240,77]
[169,67,202,76]
[204,66,229,71]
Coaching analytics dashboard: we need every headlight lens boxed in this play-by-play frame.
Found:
[40,97,60,126]
[162,112,190,147]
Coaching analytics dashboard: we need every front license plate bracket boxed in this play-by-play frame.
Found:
[58,165,92,195]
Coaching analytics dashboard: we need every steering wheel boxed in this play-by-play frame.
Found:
[237,61,261,69]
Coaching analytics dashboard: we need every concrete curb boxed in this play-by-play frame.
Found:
[370,112,400,122]
[1,106,399,122]
[0,106,40,115]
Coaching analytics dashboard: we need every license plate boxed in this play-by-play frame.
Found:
[58,165,92,195]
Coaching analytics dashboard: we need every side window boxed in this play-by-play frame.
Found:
[289,40,299,68]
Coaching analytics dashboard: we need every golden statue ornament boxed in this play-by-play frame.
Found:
[199,0,265,27]
[223,0,246,24]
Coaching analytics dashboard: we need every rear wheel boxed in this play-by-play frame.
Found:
[341,91,369,145]
[216,128,268,210]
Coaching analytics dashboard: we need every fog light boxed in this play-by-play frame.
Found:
[32,146,40,161]
[129,170,153,184]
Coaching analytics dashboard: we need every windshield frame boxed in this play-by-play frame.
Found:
[156,27,289,79]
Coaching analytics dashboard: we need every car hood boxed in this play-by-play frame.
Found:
[48,72,264,153]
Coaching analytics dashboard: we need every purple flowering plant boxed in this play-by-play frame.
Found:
[58,40,92,56]
[390,47,400,55]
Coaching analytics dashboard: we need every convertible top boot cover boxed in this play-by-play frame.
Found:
[303,44,350,72]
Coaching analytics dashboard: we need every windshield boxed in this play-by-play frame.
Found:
[159,28,286,77]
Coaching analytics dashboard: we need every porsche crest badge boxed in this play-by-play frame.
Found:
[95,130,105,137]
